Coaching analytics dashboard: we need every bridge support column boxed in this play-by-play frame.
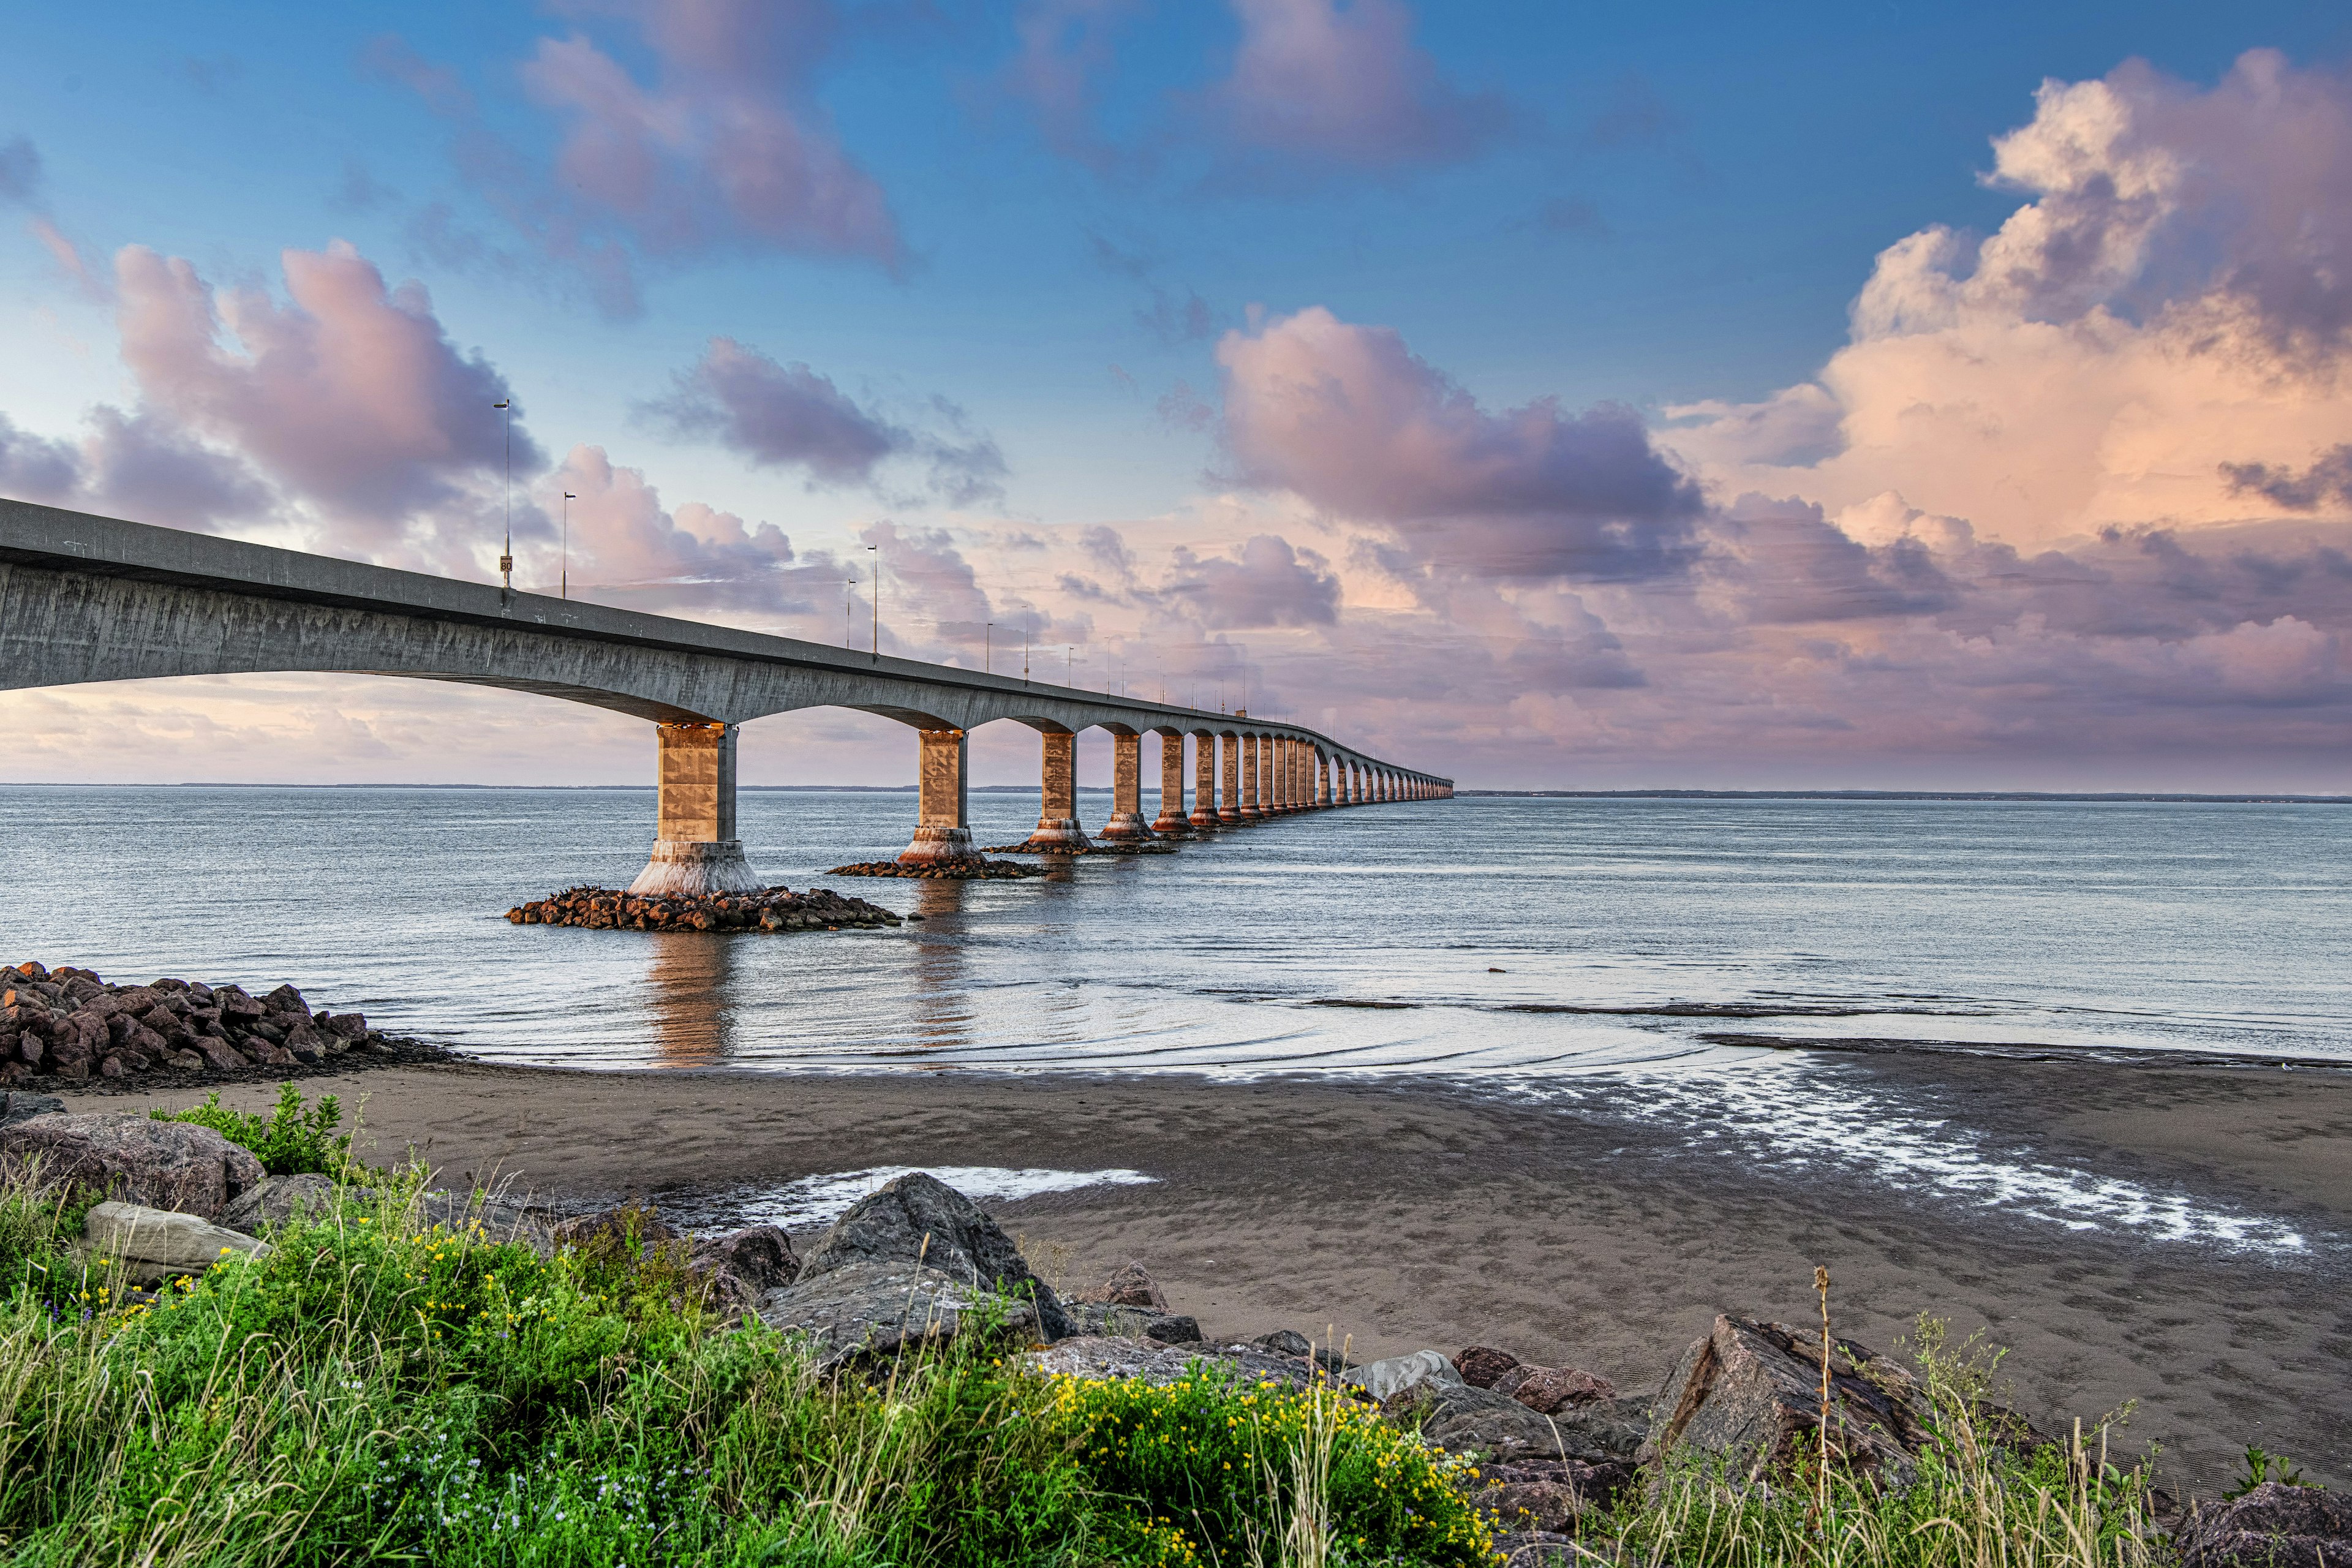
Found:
[899,728,979,866]
[628,722,764,895]
[1269,737,1288,814]
[1219,733,1243,823]
[1193,734,1221,828]
[1099,731,1154,840]
[1152,733,1194,835]
[1317,755,1330,807]
[1280,738,1298,813]
[1026,729,1091,850]
[1238,734,1262,821]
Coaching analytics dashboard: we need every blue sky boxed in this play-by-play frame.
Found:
[4,1,2351,789]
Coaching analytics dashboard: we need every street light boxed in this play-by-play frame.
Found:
[492,399,513,599]
[868,541,879,661]
[986,622,993,674]
[845,575,856,649]
[560,491,576,600]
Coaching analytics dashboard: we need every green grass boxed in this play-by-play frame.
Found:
[0,1165,1494,1567]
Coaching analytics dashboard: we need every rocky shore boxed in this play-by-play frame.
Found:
[978,840,1182,856]
[1,960,443,1088]
[507,883,905,930]
[1,1108,2335,1567]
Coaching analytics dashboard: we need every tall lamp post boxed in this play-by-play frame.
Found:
[560,491,576,600]
[868,541,879,661]
[492,399,513,600]
[986,622,993,674]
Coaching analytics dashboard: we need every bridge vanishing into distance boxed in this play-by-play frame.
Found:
[0,498,1452,894]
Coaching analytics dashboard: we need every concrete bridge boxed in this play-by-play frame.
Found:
[1,498,1453,892]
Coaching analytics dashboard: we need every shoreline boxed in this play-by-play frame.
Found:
[55,1048,2351,1491]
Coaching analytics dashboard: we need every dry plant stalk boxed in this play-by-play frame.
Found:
[1814,1263,1833,1521]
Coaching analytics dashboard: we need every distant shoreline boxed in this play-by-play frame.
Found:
[2,782,2346,804]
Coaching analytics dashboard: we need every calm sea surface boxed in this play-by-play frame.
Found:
[4,788,2345,1076]
[7,786,2346,1254]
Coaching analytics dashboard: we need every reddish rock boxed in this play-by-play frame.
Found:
[1455,1344,1523,1389]
[1650,1314,1931,1483]
[1076,1261,1170,1311]
[1512,1366,1616,1414]
[194,1037,244,1072]
[217,989,263,1020]
[261,984,310,1016]
[323,1012,368,1039]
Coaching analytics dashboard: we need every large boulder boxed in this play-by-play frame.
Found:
[83,1200,271,1284]
[795,1172,1071,1340]
[0,1112,264,1219]
[756,1258,1049,1372]
[2177,1483,2352,1568]
[218,1173,344,1234]
[1648,1314,1931,1483]
[1510,1365,1616,1414]
[1025,1335,1320,1391]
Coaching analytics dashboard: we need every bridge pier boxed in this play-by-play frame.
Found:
[1192,733,1220,828]
[1152,732,1194,836]
[627,722,766,896]
[899,728,980,866]
[1218,734,1243,824]
[1238,734,1263,821]
[1025,729,1092,850]
[1099,731,1155,840]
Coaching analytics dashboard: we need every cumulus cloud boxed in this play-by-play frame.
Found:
[1665,51,2352,554]
[649,337,1006,506]
[367,2,900,318]
[1202,0,1506,172]
[1162,534,1340,627]
[113,241,535,554]
[1218,306,1704,579]
[543,444,845,616]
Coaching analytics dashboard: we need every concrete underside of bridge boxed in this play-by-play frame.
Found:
[1,498,1453,890]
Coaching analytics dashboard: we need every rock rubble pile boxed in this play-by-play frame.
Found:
[1,962,424,1087]
[508,884,903,930]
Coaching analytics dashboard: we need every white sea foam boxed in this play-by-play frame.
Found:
[1581,1061,2314,1256]
[702,1166,1159,1231]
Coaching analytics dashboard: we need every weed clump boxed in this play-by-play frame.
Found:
[149,1080,364,1177]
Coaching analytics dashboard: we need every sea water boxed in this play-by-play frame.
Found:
[6,786,2345,1252]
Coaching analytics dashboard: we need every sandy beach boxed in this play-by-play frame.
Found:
[63,1048,2350,1492]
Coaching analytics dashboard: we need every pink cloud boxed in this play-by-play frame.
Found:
[113,241,532,554]
[1218,305,1703,579]
[1204,0,1506,171]
[649,337,1006,505]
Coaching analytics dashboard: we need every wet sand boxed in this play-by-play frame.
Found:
[64,1051,2351,1493]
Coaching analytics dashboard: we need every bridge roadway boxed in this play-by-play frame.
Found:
[1,497,1452,892]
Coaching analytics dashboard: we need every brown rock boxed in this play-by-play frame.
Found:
[0,1112,265,1219]
[1491,1363,1539,1399]
[1649,1314,1931,1483]
[194,1037,245,1072]
[1512,1366,1616,1414]
[1455,1344,1522,1389]
[261,984,310,1016]
[322,1012,368,1039]
[1075,1260,1170,1311]
[217,989,264,1020]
